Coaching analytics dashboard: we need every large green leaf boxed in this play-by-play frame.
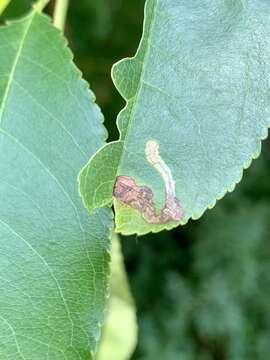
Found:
[0,6,112,359]
[79,0,270,235]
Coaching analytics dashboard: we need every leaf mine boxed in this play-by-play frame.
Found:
[113,139,184,224]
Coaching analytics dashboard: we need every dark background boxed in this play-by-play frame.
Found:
[2,1,270,359]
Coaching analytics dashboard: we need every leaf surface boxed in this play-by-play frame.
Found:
[0,8,112,359]
[79,0,270,235]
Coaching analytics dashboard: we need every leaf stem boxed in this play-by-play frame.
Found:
[53,0,69,32]
[33,0,50,12]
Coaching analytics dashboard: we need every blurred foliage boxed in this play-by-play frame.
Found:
[97,235,137,360]
[0,0,10,15]
[0,0,31,18]
[3,1,270,359]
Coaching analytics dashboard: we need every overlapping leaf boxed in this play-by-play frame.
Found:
[0,7,112,359]
[79,0,270,235]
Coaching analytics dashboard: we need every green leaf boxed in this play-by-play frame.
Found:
[79,0,270,235]
[97,235,137,360]
[0,8,112,359]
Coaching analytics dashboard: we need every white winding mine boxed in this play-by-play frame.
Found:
[145,139,176,201]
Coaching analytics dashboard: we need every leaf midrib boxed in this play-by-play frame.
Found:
[116,0,158,167]
[0,13,35,126]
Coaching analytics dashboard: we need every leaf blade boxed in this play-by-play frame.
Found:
[0,9,112,359]
[79,0,270,235]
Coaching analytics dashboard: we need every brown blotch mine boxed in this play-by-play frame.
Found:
[113,175,184,224]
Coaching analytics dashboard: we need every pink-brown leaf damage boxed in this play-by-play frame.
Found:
[113,139,184,224]
[113,175,183,224]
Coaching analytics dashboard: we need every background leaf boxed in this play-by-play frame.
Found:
[0,0,10,14]
[0,0,31,20]
[79,0,270,235]
[0,7,112,359]
[97,234,137,360]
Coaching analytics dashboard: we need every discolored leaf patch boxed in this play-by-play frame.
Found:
[113,139,184,224]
